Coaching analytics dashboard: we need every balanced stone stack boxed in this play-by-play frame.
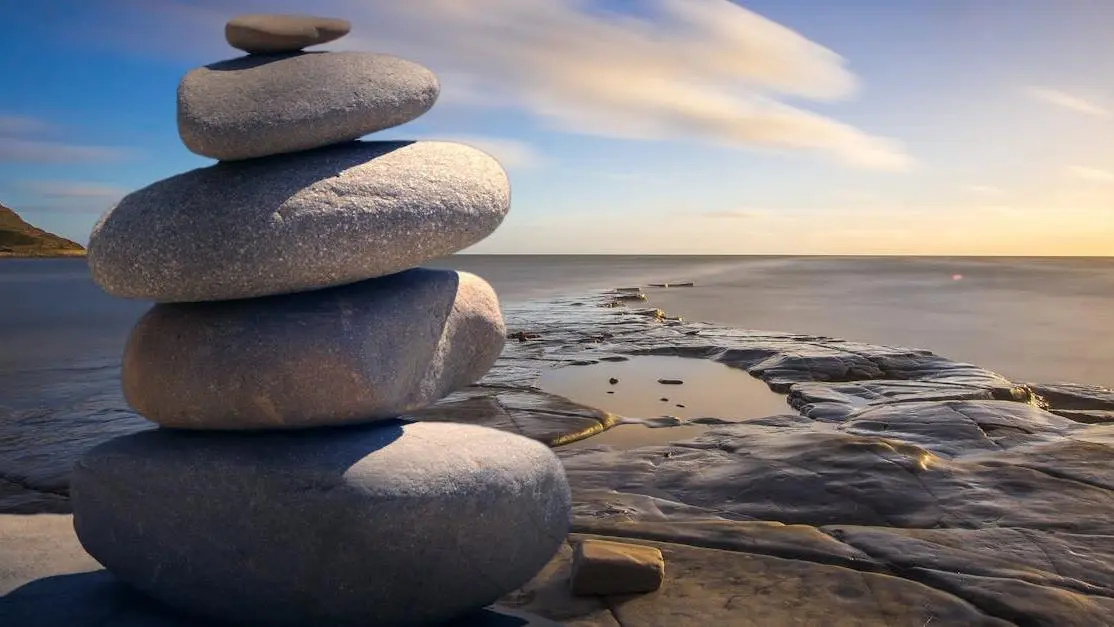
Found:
[76,14,571,627]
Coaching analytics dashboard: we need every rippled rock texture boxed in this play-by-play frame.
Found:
[5,291,1114,625]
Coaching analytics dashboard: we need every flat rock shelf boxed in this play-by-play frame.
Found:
[5,290,1114,625]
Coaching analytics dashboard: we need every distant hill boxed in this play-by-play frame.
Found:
[0,202,86,258]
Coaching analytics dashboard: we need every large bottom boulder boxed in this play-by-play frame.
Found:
[70,420,571,627]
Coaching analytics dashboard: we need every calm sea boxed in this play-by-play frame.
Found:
[1,255,1112,505]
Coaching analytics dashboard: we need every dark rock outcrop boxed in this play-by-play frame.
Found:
[0,203,84,258]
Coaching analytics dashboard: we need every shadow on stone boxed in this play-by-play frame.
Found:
[205,51,315,71]
[0,570,201,626]
[0,570,562,627]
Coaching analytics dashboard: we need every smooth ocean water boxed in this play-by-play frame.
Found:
[644,256,1114,387]
[1,255,1112,472]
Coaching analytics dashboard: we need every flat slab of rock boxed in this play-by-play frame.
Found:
[505,535,1009,626]
[122,269,504,430]
[560,400,1114,533]
[70,421,571,627]
[179,52,438,160]
[225,14,350,54]
[88,141,508,302]
[1028,382,1114,411]
[570,539,664,596]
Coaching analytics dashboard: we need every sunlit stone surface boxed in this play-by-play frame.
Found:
[88,142,509,303]
[69,421,571,626]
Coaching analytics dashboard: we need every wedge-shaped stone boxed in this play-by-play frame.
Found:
[570,539,664,596]
[88,141,509,302]
[122,269,505,429]
[178,52,438,160]
[71,421,572,627]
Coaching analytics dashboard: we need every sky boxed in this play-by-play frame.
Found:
[1,0,1112,255]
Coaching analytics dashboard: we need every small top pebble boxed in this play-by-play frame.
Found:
[225,14,350,54]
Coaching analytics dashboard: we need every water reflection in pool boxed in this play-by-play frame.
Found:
[540,355,790,449]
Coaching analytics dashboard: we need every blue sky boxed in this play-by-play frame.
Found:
[1,0,1112,254]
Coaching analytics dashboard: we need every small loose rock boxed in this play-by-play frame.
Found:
[609,378,619,385]
[570,539,664,596]
[658,379,684,385]
[508,331,542,343]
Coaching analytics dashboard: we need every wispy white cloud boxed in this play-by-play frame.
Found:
[1025,87,1109,116]
[415,135,545,169]
[108,0,913,171]
[11,203,115,215]
[477,196,1114,255]
[829,189,883,204]
[0,113,137,164]
[965,184,1006,196]
[601,172,644,183]
[1064,165,1114,184]
[0,138,135,164]
[698,208,768,219]
[22,181,130,199]
[0,114,54,137]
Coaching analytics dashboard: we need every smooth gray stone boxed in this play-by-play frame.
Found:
[88,141,509,302]
[225,14,350,54]
[122,269,505,430]
[178,52,438,161]
[70,421,572,627]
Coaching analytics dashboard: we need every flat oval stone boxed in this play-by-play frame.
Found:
[88,141,508,302]
[178,52,439,160]
[71,421,572,626]
[121,269,506,430]
[225,14,350,54]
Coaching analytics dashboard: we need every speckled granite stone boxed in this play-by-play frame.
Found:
[178,52,438,160]
[87,141,509,303]
[121,269,505,430]
[69,421,572,627]
[225,14,350,54]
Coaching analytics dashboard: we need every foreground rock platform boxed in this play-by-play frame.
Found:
[88,141,509,302]
[122,269,505,430]
[5,290,1114,624]
[69,421,570,626]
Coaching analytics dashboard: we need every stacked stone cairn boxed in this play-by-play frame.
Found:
[75,14,571,627]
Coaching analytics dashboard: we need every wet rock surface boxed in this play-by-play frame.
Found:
[5,292,1114,624]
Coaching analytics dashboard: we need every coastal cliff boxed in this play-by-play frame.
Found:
[0,202,85,258]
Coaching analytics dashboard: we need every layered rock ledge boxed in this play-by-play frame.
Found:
[4,291,1114,625]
